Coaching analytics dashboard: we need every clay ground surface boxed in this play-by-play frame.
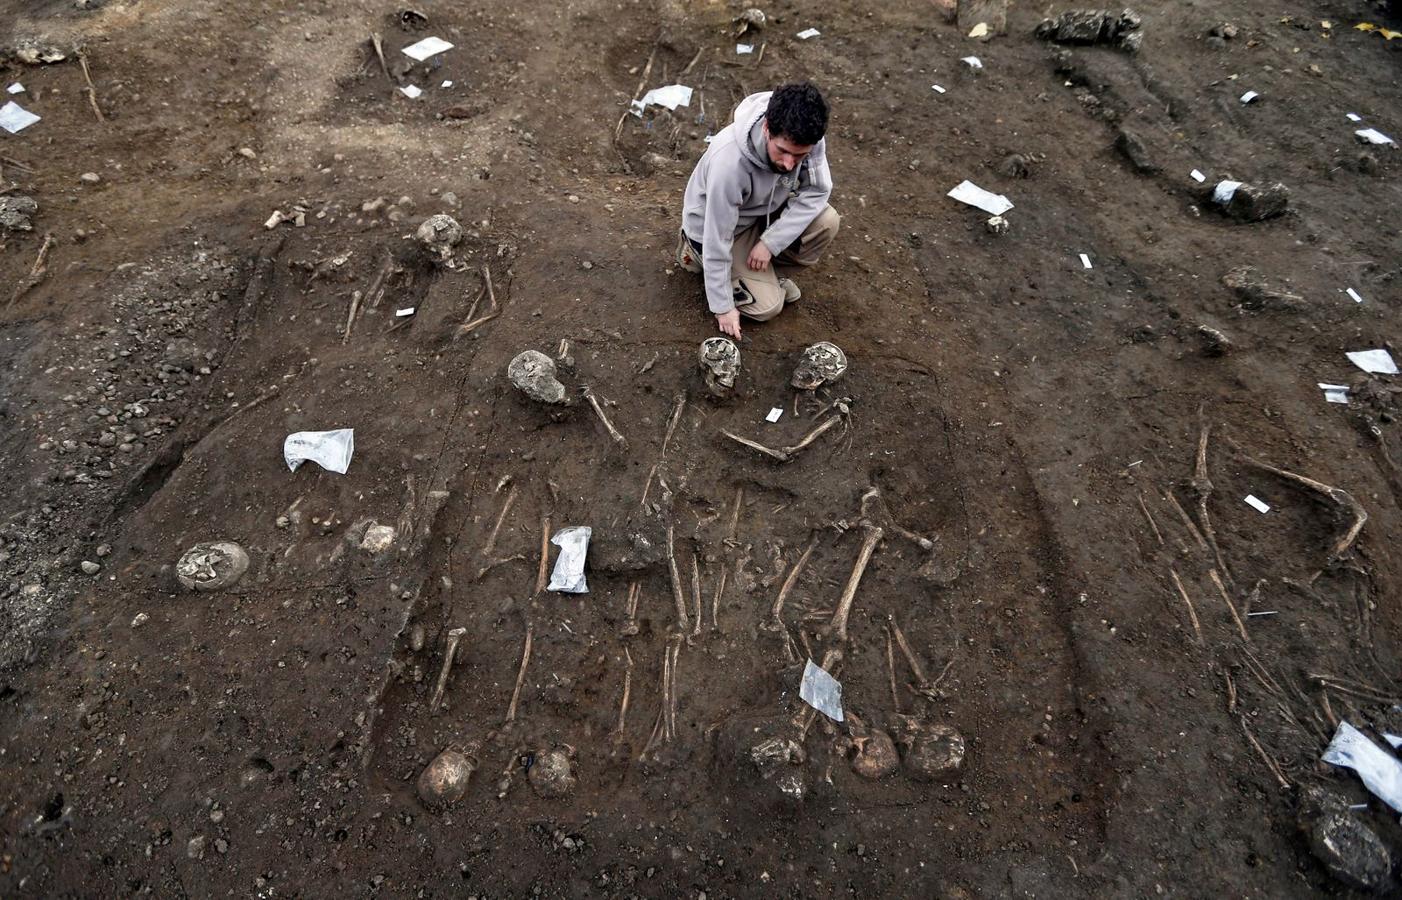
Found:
[2,0,1402,895]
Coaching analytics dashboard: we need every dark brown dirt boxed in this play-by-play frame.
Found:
[2,0,1402,895]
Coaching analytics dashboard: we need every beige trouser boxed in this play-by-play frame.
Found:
[681,205,841,321]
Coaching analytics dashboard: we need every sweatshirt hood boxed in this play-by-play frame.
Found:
[731,91,771,169]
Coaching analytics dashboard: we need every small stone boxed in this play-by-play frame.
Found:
[275,516,290,529]
[237,147,257,159]
[98,432,116,447]
[567,194,580,204]
[1198,324,1232,356]
[187,835,206,859]
[0,195,39,233]
[80,560,100,575]
[440,191,459,207]
[80,172,101,185]
[1114,128,1159,174]
[130,612,149,628]
[215,838,229,854]
[96,544,111,557]
[1220,182,1290,222]
[210,809,225,823]
[581,260,594,270]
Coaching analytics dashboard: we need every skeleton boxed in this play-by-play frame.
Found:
[699,337,740,398]
[790,342,848,391]
[429,627,468,712]
[175,541,249,592]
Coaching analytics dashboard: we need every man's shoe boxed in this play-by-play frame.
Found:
[675,229,703,274]
[779,277,801,304]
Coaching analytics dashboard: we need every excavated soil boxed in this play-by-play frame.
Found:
[2,0,1402,895]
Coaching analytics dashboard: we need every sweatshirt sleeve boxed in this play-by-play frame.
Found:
[760,141,832,254]
[701,158,746,315]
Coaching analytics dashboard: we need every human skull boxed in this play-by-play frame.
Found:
[699,337,740,397]
[175,541,250,592]
[734,7,767,35]
[417,748,474,808]
[791,342,847,390]
[892,715,965,781]
[528,745,577,798]
[508,350,568,405]
[415,213,463,260]
[849,728,900,780]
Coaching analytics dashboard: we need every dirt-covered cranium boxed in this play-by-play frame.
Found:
[417,747,475,809]
[733,7,766,36]
[848,728,900,780]
[715,714,808,807]
[176,541,250,592]
[415,213,463,261]
[699,337,740,397]
[508,350,568,405]
[892,714,965,781]
[791,342,847,390]
[528,745,577,798]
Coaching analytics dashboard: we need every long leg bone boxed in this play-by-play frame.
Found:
[769,535,818,629]
[621,580,641,636]
[1207,568,1249,641]
[665,526,692,634]
[505,624,534,724]
[721,415,845,464]
[885,627,901,712]
[727,487,745,542]
[710,564,727,631]
[826,526,884,644]
[690,554,704,638]
[483,482,519,558]
[1191,419,1235,589]
[534,516,551,595]
[582,387,628,448]
[1168,567,1204,644]
[662,393,687,458]
[613,647,634,735]
[430,627,468,711]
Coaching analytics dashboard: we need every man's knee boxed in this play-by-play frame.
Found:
[812,205,840,241]
[734,278,785,321]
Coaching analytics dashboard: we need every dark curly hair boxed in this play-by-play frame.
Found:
[765,82,829,146]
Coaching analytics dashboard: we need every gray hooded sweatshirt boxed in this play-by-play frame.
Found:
[682,91,833,315]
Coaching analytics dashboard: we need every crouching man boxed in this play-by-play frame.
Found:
[677,82,840,340]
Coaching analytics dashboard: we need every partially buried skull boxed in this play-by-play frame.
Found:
[508,350,568,405]
[176,541,250,592]
[528,745,577,798]
[698,337,740,397]
[791,342,847,390]
[415,213,463,261]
